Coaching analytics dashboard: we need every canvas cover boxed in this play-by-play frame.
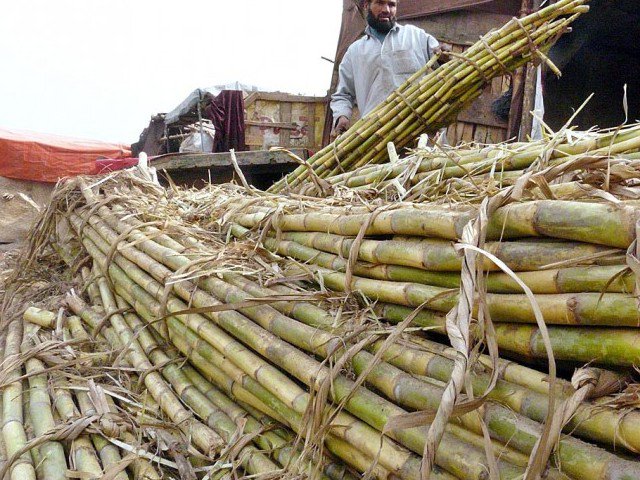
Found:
[0,127,131,183]
[165,82,262,125]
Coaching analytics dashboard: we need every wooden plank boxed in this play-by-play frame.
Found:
[245,120,298,130]
[151,149,309,171]
[244,92,259,109]
[474,125,488,144]
[491,76,503,95]
[280,102,292,147]
[255,92,328,103]
[487,126,507,144]
[461,123,475,143]
[308,102,317,150]
[454,121,465,145]
[446,124,457,145]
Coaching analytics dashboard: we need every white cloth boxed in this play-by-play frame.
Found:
[330,23,439,123]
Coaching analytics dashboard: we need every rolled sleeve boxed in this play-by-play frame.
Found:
[423,32,440,60]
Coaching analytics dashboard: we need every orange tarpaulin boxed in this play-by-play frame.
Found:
[0,127,131,183]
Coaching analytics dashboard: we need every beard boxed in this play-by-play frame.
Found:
[366,8,397,34]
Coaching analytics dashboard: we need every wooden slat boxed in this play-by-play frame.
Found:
[245,121,298,130]
[254,92,328,103]
[308,102,317,150]
[461,123,475,143]
[280,102,292,147]
[474,125,488,144]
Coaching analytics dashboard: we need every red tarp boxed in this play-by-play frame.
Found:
[0,127,132,183]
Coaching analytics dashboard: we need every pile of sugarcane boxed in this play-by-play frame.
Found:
[0,170,636,480]
[320,124,640,202]
[0,303,185,479]
[1,248,360,479]
[269,0,589,194]
[223,186,640,368]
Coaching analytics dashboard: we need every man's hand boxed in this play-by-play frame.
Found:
[331,116,350,140]
[435,44,452,63]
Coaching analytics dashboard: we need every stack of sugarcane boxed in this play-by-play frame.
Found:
[268,0,589,194]
[321,124,640,202]
[8,171,637,480]
[0,307,169,480]
[1,269,358,479]
[225,190,640,368]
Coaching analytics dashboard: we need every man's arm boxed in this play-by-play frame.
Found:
[330,51,356,138]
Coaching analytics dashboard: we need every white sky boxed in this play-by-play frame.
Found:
[0,1,343,144]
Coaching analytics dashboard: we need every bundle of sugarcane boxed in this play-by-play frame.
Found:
[225,194,640,367]
[0,310,169,480]
[321,124,640,202]
[2,269,357,479]
[268,0,589,194]
[16,172,639,480]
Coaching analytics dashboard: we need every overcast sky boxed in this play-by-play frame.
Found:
[0,1,343,144]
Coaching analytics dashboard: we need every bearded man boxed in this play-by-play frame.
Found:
[330,0,441,138]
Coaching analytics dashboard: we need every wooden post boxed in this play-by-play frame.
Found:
[507,0,542,140]
[518,63,539,140]
[197,90,206,153]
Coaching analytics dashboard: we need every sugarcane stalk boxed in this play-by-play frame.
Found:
[122,224,636,476]
[51,384,109,480]
[225,267,640,467]
[24,357,68,480]
[331,124,640,190]
[72,209,464,480]
[231,200,639,249]
[375,303,640,453]
[21,391,41,480]
[182,364,354,480]
[74,222,438,480]
[250,228,629,294]
[274,230,622,273]
[23,307,56,329]
[76,208,541,480]
[1,319,37,480]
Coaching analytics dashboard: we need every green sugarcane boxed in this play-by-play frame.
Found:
[256,229,629,293]
[2,319,37,480]
[182,365,358,480]
[67,212,431,480]
[231,199,639,249]
[224,268,640,468]
[64,320,159,480]
[114,295,285,477]
[23,307,56,329]
[70,204,640,478]
[80,208,542,480]
[24,356,67,480]
[375,303,640,453]
[66,279,224,458]
[73,216,470,480]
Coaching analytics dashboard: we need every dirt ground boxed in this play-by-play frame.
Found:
[0,176,54,248]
